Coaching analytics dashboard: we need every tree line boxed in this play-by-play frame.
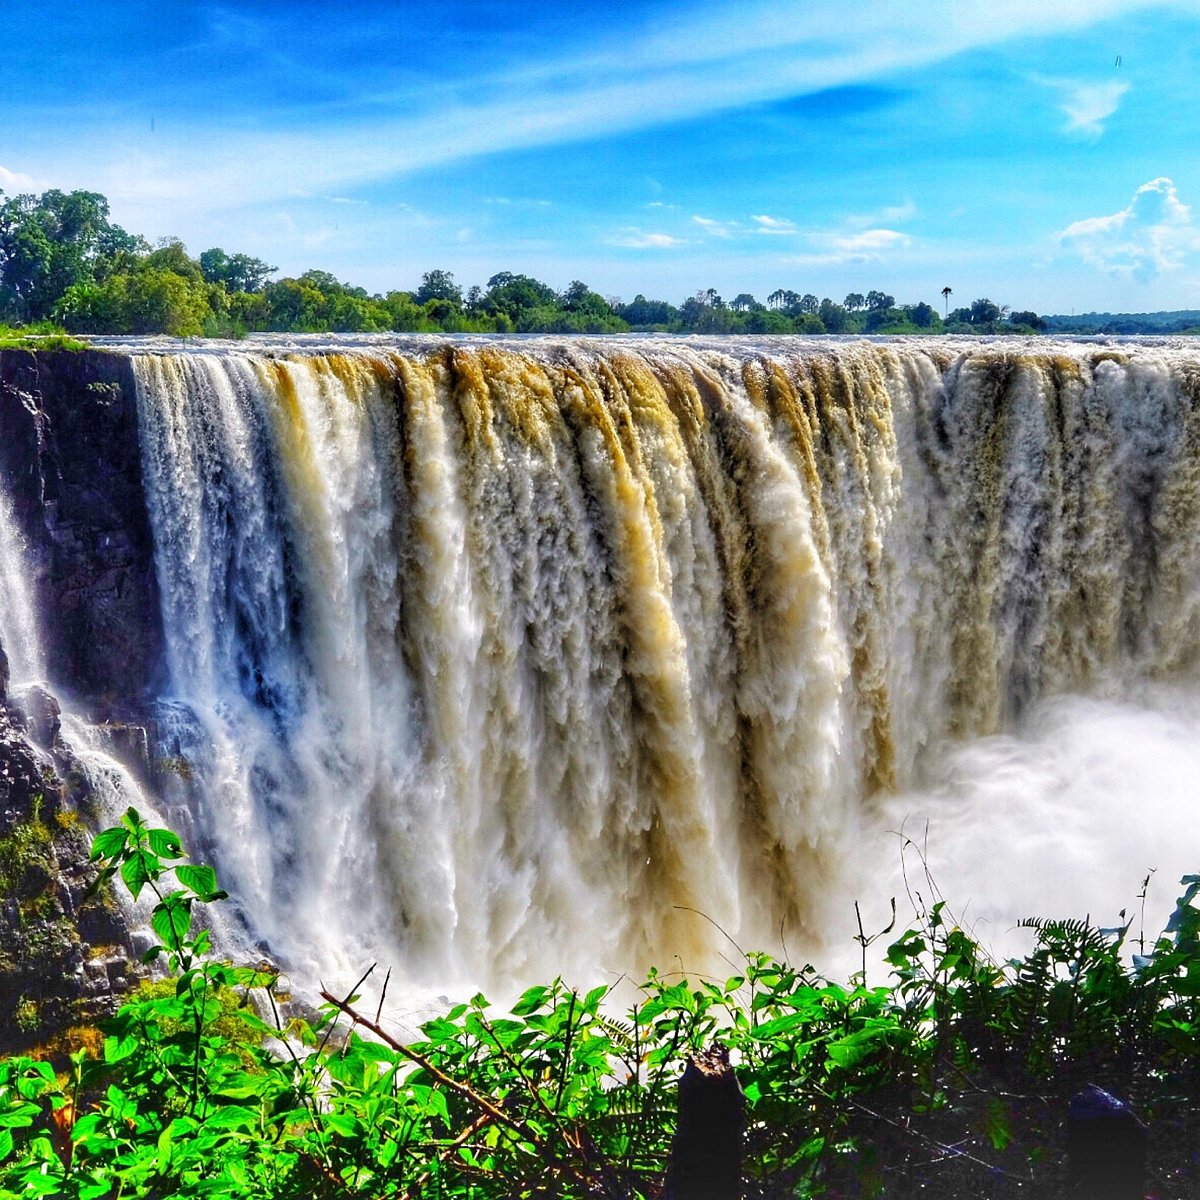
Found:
[0,187,1045,337]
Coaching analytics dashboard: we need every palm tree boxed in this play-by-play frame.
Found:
[941,286,952,319]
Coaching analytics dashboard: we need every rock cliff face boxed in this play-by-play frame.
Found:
[0,349,162,1053]
[0,349,164,706]
[0,671,143,1052]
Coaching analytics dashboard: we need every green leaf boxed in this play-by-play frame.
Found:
[151,893,192,949]
[120,851,156,900]
[176,863,220,899]
[213,1072,268,1100]
[90,827,128,862]
[0,1101,40,1128]
[103,1033,139,1064]
[156,1122,175,1171]
[324,1112,361,1138]
[147,828,184,859]
[511,986,550,1017]
[583,984,608,1013]
[0,1128,13,1161]
[204,1104,257,1131]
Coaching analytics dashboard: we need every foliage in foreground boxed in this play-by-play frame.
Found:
[1,812,1198,1198]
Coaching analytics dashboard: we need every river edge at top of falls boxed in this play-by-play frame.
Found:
[79,331,1200,358]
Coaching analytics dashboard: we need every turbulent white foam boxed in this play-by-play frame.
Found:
[853,686,1200,966]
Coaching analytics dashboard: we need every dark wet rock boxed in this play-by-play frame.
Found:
[0,349,165,705]
[15,685,61,750]
[0,695,142,1054]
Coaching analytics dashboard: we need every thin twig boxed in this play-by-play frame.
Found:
[375,968,392,1027]
[820,1086,1035,1186]
[319,963,377,1055]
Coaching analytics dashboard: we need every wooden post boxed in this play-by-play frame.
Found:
[1067,1084,1147,1199]
[663,1045,744,1200]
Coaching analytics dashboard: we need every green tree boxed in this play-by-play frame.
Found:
[414,269,463,308]
[483,272,558,323]
[0,189,145,321]
[908,301,936,328]
[970,297,1002,325]
[263,277,328,331]
[144,239,204,281]
[819,298,850,332]
[560,280,613,318]
[56,268,211,335]
[199,248,276,293]
[616,294,678,328]
[1008,309,1044,331]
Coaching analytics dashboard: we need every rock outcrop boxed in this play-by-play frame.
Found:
[0,679,143,1054]
[0,349,164,706]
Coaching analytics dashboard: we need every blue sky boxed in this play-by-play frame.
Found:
[5,0,1200,313]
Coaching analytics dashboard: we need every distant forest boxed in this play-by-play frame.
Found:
[0,185,1079,340]
[1041,310,1200,335]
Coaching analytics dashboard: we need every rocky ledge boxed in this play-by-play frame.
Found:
[0,654,144,1056]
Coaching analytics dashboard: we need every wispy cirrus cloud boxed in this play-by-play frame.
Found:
[7,0,1183,226]
[607,228,685,249]
[1057,176,1200,281]
[787,227,912,267]
[692,215,743,238]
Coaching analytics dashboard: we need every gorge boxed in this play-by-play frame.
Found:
[1,335,1199,1015]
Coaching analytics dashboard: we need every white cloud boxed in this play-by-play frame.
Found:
[787,226,912,266]
[0,164,44,193]
[484,196,553,208]
[1062,80,1129,135]
[692,215,743,238]
[834,229,910,254]
[1057,177,1200,282]
[845,201,917,229]
[751,214,797,235]
[1035,77,1130,137]
[607,229,685,249]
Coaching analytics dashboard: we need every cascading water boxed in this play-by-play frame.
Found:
[0,487,44,687]
[122,336,1200,992]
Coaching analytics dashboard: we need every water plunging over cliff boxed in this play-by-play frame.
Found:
[109,337,1200,989]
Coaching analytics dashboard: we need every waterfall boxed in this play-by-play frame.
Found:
[0,487,44,686]
[124,338,1200,990]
